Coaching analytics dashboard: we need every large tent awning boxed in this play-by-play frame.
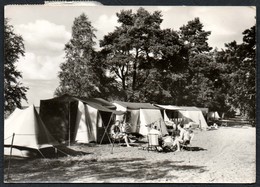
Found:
[155,104,184,111]
[113,101,159,110]
[83,100,125,115]
[79,97,117,110]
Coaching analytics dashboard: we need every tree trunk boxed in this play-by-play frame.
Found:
[132,49,139,91]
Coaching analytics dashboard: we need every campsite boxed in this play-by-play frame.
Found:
[4,124,255,183]
[4,5,256,184]
[4,95,256,183]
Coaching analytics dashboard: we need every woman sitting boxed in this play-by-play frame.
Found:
[110,120,131,147]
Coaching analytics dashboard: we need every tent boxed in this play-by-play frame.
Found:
[178,106,208,129]
[156,105,208,130]
[75,100,125,144]
[155,105,184,124]
[4,105,58,157]
[84,98,116,110]
[207,111,221,120]
[113,101,168,136]
[39,94,124,144]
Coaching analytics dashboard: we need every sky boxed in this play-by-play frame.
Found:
[4,5,256,106]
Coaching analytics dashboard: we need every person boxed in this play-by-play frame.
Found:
[172,124,192,152]
[169,118,177,131]
[110,120,131,147]
[149,125,162,138]
[148,125,164,151]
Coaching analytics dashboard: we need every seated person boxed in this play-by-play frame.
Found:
[149,125,162,138]
[110,120,131,147]
[172,124,193,152]
[148,125,163,151]
[161,135,176,152]
[169,119,177,131]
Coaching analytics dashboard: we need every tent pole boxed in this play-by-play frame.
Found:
[68,102,71,147]
[159,118,162,134]
[7,133,15,181]
[100,113,113,145]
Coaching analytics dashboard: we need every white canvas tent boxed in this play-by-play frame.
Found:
[155,105,184,123]
[113,101,168,136]
[156,105,208,130]
[74,101,96,143]
[207,111,220,120]
[178,106,208,129]
[75,101,118,143]
[4,105,58,157]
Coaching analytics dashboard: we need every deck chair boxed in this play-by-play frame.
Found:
[147,134,161,152]
[180,133,194,151]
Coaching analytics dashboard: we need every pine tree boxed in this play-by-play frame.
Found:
[55,13,100,97]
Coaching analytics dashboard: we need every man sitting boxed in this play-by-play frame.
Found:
[172,124,193,152]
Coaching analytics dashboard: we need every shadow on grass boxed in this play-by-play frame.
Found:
[5,157,207,182]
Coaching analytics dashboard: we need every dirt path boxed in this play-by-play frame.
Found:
[4,126,256,183]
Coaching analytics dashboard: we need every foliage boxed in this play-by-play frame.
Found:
[179,18,217,107]
[4,18,28,116]
[56,8,255,120]
[100,8,185,102]
[219,25,256,119]
[55,13,102,98]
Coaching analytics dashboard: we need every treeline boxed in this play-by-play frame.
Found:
[5,8,254,119]
[55,8,255,119]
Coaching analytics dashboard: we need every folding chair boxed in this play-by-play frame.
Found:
[147,134,160,152]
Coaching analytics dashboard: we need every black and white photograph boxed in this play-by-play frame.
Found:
[3,4,256,183]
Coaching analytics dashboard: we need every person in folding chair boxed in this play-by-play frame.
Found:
[147,124,164,152]
[110,120,131,147]
[172,124,193,152]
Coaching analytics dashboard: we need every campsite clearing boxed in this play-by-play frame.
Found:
[4,126,255,183]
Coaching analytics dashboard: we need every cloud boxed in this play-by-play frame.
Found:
[17,52,65,80]
[21,79,59,106]
[160,6,255,49]
[93,14,119,48]
[15,20,71,56]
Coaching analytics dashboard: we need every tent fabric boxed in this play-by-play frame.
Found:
[155,105,185,124]
[113,101,159,110]
[113,102,168,136]
[85,100,124,115]
[4,105,58,149]
[178,108,208,129]
[40,94,119,144]
[155,104,184,111]
[75,101,96,143]
[208,111,220,120]
[126,109,140,133]
[139,109,168,136]
[163,110,183,123]
[84,98,116,110]
[40,96,79,143]
[156,105,208,129]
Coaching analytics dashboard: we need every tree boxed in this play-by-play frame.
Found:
[55,13,101,98]
[179,18,215,107]
[4,18,28,116]
[220,25,256,119]
[100,8,185,102]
